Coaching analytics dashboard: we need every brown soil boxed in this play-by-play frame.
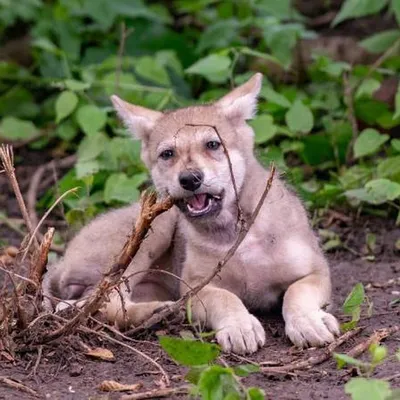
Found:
[1,161,399,400]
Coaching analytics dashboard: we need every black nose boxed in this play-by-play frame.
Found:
[179,170,204,191]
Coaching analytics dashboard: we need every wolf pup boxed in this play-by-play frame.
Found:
[43,73,339,354]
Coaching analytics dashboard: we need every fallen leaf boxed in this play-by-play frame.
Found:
[99,380,142,392]
[85,347,115,361]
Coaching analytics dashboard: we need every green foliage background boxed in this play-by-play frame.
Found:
[1,0,400,228]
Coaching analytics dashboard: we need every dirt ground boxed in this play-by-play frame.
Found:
[0,161,399,400]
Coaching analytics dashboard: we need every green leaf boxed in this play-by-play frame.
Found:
[345,378,392,400]
[76,105,107,136]
[355,79,381,99]
[394,83,400,120]
[365,179,400,204]
[333,353,365,369]
[360,29,400,53]
[249,115,278,144]
[185,54,231,83]
[353,129,389,158]
[393,139,400,153]
[333,0,390,26]
[369,344,388,364]
[233,364,260,377]
[75,159,101,179]
[247,387,266,400]
[197,19,240,53]
[198,365,236,400]
[159,336,220,366]
[260,86,291,108]
[135,56,170,86]
[103,173,147,204]
[285,100,314,134]
[77,132,108,162]
[393,0,400,25]
[342,283,365,316]
[0,117,38,140]
[377,156,400,180]
[55,90,78,123]
[64,79,91,91]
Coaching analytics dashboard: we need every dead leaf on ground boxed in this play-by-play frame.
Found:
[84,347,115,361]
[99,380,142,392]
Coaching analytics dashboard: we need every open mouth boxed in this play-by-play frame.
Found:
[176,192,223,218]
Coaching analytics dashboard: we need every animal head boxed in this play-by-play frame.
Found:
[111,73,262,222]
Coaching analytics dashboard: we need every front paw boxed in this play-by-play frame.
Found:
[216,313,266,354]
[285,309,340,348]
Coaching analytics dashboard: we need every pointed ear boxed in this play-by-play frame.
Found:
[111,95,162,139]
[217,73,263,121]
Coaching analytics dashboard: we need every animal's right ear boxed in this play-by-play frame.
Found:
[111,96,162,139]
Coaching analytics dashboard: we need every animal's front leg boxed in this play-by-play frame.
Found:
[189,285,265,354]
[282,272,340,347]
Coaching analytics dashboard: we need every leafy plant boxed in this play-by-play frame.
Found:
[159,335,264,399]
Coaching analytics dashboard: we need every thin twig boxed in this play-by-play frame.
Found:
[121,386,190,400]
[346,325,399,359]
[115,22,134,93]
[343,71,359,165]
[127,165,276,335]
[0,144,38,249]
[27,155,76,227]
[0,376,39,397]
[261,327,363,375]
[21,187,78,262]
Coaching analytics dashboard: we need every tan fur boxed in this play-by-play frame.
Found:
[43,73,339,354]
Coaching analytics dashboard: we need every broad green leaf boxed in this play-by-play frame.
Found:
[197,19,240,53]
[247,387,266,400]
[75,159,101,179]
[64,79,91,91]
[377,156,400,180]
[185,365,207,385]
[333,353,365,369]
[392,139,400,152]
[55,90,78,123]
[0,117,37,140]
[394,0,400,25]
[249,115,278,144]
[285,100,314,134]
[333,0,390,26]
[365,179,400,204]
[355,79,381,99]
[394,83,400,120]
[76,104,107,136]
[360,29,400,53]
[77,132,109,162]
[103,173,147,204]
[233,364,260,377]
[339,166,372,190]
[56,121,78,141]
[342,283,365,316]
[159,336,220,366]
[185,54,231,83]
[260,86,291,108]
[345,378,392,400]
[353,129,389,158]
[198,365,236,400]
[135,56,170,86]
[369,344,388,364]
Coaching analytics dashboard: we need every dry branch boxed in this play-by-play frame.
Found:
[40,191,174,343]
[26,227,55,294]
[0,144,38,250]
[346,325,399,359]
[0,376,39,397]
[261,327,363,375]
[121,386,189,400]
[126,165,276,335]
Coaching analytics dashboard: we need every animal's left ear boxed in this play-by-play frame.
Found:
[216,73,262,121]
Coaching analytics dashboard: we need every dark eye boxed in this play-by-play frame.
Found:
[159,149,174,160]
[206,141,221,150]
